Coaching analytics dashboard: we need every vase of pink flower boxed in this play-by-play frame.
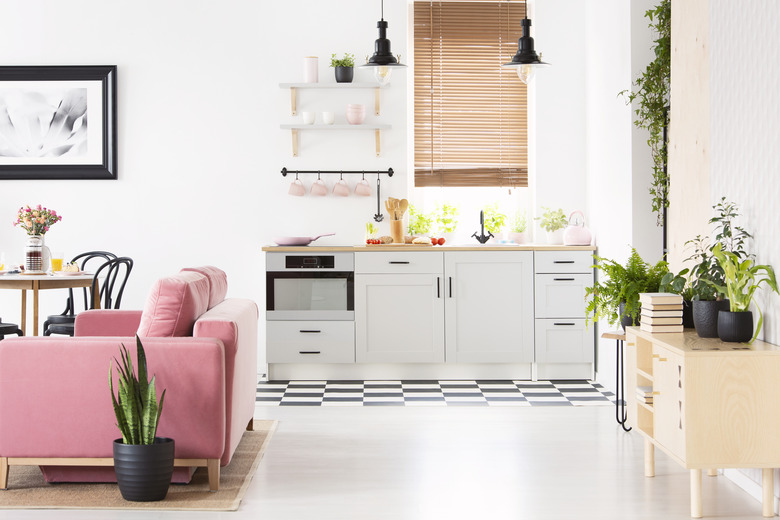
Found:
[14,205,62,272]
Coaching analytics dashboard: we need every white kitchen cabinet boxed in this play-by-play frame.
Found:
[444,251,534,363]
[267,321,355,364]
[355,273,444,363]
[534,250,594,379]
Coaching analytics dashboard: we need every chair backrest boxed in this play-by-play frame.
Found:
[89,257,134,310]
[67,251,118,313]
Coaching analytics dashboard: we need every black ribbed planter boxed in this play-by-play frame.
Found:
[334,66,354,83]
[113,437,174,501]
[692,299,730,338]
[619,301,640,330]
[718,310,753,343]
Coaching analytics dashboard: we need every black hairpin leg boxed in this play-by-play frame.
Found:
[616,338,631,431]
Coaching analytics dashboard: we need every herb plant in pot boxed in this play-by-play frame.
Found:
[407,204,432,239]
[482,203,507,242]
[331,53,355,83]
[432,203,459,242]
[508,209,528,244]
[110,336,173,502]
[659,268,694,328]
[536,207,567,245]
[585,248,668,330]
[707,243,779,343]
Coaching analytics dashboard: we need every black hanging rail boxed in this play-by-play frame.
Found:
[281,167,393,177]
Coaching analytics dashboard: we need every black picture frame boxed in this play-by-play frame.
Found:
[0,65,117,180]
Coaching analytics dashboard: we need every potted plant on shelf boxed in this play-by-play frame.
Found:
[330,53,355,83]
[482,203,507,241]
[706,243,779,343]
[536,207,567,245]
[658,267,694,328]
[585,248,669,330]
[687,198,751,337]
[431,203,459,242]
[407,204,433,239]
[508,209,528,244]
[110,336,173,502]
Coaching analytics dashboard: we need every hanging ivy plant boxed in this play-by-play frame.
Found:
[621,0,671,226]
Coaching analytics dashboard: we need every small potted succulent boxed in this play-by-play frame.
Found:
[585,248,669,330]
[508,209,529,244]
[536,207,567,245]
[330,53,355,83]
[707,243,779,343]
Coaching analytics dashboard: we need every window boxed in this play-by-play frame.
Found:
[413,1,527,188]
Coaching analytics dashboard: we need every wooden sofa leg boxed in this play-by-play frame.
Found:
[1,457,8,489]
[208,459,220,491]
[246,418,254,431]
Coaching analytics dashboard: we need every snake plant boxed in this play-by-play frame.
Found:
[110,336,166,445]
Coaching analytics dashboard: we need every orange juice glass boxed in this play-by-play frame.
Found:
[51,254,64,272]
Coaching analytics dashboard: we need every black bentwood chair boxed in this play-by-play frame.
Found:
[0,318,23,339]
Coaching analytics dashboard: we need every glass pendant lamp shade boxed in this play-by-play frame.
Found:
[362,0,406,84]
[503,17,548,84]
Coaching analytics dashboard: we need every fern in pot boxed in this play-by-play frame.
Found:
[110,336,173,501]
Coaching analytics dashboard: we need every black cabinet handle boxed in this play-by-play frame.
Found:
[389,261,410,264]
[437,277,441,298]
[299,350,321,355]
[449,277,453,298]
[299,330,321,334]
[553,322,576,326]
[553,260,575,264]
[553,278,575,281]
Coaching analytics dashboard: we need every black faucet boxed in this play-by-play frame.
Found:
[472,210,494,244]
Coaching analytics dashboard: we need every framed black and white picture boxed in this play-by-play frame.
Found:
[0,65,117,180]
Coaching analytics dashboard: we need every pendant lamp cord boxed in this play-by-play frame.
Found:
[381,0,384,21]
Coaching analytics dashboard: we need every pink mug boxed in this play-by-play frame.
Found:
[354,179,371,196]
[311,178,328,196]
[333,179,350,196]
[288,179,305,196]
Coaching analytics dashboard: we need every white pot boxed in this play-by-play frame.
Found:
[545,229,564,245]
[508,231,528,244]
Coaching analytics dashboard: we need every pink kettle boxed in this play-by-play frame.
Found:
[563,210,592,246]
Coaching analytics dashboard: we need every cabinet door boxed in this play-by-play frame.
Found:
[267,321,355,363]
[534,273,593,318]
[444,251,534,363]
[653,346,685,459]
[534,319,593,363]
[355,274,444,363]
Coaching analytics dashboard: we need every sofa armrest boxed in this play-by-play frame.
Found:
[0,336,226,460]
[75,310,143,337]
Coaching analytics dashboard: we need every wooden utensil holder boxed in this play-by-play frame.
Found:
[390,220,404,243]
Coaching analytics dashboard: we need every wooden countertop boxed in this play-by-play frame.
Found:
[625,327,780,355]
[262,244,597,252]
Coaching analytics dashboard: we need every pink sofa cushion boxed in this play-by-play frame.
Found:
[181,266,228,309]
[136,272,210,337]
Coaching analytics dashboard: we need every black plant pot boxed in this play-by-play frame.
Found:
[335,66,354,83]
[619,301,640,331]
[682,299,694,328]
[113,437,175,501]
[717,310,753,343]
[692,299,730,338]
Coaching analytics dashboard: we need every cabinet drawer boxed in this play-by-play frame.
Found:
[534,250,593,274]
[267,321,354,363]
[534,273,592,318]
[355,251,443,274]
[534,319,594,363]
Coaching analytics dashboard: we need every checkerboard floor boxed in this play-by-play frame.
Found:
[257,380,616,407]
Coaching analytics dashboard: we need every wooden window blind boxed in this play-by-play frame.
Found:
[413,1,528,188]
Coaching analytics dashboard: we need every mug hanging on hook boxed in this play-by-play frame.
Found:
[289,172,305,196]
[311,171,327,196]
[355,171,371,196]
[333,172,350,196]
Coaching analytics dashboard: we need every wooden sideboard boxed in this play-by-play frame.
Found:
[625,327,780,518]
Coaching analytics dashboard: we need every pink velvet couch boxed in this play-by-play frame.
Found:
[0,266,258,491]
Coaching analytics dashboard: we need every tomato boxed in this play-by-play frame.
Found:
[438,237,446,245]
[366,239,371,244]
[431,237,437,245]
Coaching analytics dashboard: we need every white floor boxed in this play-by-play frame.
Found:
[0,405,769,520]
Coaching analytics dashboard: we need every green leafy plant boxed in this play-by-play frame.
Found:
[536,207,567,232]
[585,249,669,327]
[407,204,433,235]
[330,53,355,68]
[432,203,459,234]
[482,203,507,234]
[706,243,779,343]
[686,198,752,301]
[659,268,693,300]
[509,209,527,233]
[110,336,166,445]
[365,221,379,238]
[620,0,670,226]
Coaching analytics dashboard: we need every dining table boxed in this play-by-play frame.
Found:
[0,272,97,336]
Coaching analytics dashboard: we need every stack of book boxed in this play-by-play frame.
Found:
[636,385,653,405]
[639,292,684,333]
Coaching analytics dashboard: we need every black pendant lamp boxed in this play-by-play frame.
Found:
[362,0,406,85]
[502,5,549,84]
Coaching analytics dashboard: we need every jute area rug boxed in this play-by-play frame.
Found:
[0,419,277,511]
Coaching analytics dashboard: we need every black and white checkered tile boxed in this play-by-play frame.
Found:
[256,380,615,407]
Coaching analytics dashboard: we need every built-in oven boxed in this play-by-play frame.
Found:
[266,252,354,320]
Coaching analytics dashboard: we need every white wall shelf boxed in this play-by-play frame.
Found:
[279,83,387,116]
[279,124,392,157]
